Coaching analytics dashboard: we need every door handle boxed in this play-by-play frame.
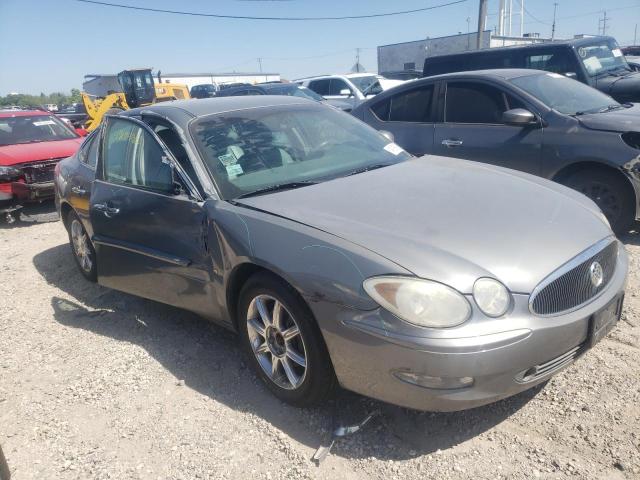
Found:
[71,186,86,196]
[93,203,120,217]
[441,139,463,147]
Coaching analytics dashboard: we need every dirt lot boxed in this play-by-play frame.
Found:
[1,206,639,480]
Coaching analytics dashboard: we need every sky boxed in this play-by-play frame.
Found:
[0,0,639,95]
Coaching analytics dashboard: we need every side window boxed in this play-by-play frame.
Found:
[308,79,330,96]
[372,86,435,123]
[445,82,507,124]
[103,118,173,193]
[525,49,577,74]
[78,132,98,168]
[328,79,351,96]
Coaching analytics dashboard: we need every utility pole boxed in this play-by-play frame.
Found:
[520,0,524,37]
[551,2,558,40]
[599,11,608,35]
[634,23,638,45]
[467,16,471,50]
[257,58,262,73]
[356,48,361,72]
[477,0,488,49]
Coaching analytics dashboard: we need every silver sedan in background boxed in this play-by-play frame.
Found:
[55,97,627,411]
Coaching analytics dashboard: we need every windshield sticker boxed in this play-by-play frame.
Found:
[578,47,587,58]
[612,48,623,58]
[384,142,405,156]
[226,163,243,178]
[583,56,602,73]
[32,120,56,126]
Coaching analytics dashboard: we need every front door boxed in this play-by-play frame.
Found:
[433,80,543,175]
[89,115,217,317]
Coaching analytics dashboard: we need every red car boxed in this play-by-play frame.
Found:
[0,110,84,222]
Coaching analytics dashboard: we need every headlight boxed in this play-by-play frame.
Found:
[363,276,471,328]
[472,278,511,317]
[0,165,22,182]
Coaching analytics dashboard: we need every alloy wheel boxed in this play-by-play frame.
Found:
[71,219,92,273]
[246,294,308,390]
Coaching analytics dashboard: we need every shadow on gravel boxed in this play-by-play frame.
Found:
[34,243,542,462]
[620,223,640,247]
[0,201,58,229]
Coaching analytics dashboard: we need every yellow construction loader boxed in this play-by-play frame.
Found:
[82,68,190,131]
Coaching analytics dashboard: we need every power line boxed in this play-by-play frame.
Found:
[75,0,468,21]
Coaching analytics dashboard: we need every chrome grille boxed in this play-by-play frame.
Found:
[515,343,584,383]
[530,240,618,316]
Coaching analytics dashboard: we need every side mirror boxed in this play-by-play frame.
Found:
[379,130,395,143]
[339,88,352,97]
[75,128,88,137]
[502,108,537,126]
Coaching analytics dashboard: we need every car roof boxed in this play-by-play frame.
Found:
[425,36,617,61]
[124,95,316,122]
[416,68,546,81]
[0,109,51,118]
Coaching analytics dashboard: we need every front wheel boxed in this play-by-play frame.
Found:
[67,210,97,281]
[565,169,634,234]
[238,272,336,407]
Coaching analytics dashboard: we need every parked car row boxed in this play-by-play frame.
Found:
[55,93,627,412]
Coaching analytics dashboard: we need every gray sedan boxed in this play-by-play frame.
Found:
[352,69,640,233]
[55,96,627,411]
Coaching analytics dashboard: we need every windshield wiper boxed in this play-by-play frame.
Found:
[235,181,317,199]
[575,104,624,116]
[345,163,390,177]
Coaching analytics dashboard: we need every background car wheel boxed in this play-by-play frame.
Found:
[238,272,337,407]
[66,210,97,282]
[565,169,634,234]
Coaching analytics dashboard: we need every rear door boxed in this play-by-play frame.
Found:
[360,83,438,156]
[89,115,216,316]
[433,80,543,174]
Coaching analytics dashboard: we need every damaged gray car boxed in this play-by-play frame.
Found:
[54,96,627,411]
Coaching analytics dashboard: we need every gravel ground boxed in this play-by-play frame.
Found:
[1,205,639,480]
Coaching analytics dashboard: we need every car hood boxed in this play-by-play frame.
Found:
[237,156,612,294]
[594,70,640,103]
[0,138,82,166]
[576,103,640,132]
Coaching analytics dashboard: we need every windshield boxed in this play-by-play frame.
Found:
[190,104,411,199]
[0,114,77,146]
[577,39,630,77]
[349,75,381,95]
[510,73,619,115]
[268,85,324,101]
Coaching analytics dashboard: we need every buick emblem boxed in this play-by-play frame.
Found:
[589,261,604,287]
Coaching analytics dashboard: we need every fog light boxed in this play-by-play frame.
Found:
[393,370,474,390]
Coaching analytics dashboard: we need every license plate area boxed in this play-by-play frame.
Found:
[589,294,623,348]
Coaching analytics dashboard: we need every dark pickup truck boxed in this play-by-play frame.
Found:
[423,36,640,104]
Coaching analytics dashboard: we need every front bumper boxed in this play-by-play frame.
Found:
[310,244,628,412]
[11,181,55,202]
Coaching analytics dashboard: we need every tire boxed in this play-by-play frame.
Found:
[66,210,97,282]
[238,272,337,407]
[565,169,634,234]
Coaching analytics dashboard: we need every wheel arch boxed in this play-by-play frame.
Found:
[552,161,637,202]
[59,201,74,230]
[225,262,312,333]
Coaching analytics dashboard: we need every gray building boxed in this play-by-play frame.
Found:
[378,31,552,74]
